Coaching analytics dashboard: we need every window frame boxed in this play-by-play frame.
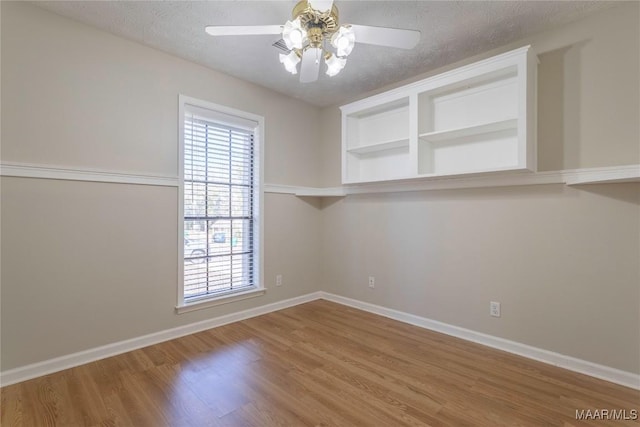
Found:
[176,95,264,313]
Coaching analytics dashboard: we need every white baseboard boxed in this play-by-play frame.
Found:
[0,292,322,387]
[319,292,640,390]
[3,290,638,391]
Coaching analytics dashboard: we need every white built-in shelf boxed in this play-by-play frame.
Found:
[419,119,517,143]
[347,138,410,155]
[341,45,536,185]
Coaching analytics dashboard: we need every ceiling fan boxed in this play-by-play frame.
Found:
[205,0,421,83]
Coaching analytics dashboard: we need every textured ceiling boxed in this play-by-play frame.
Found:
[34,1,615,107]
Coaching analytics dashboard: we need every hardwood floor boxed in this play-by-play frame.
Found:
[2,300,639,426]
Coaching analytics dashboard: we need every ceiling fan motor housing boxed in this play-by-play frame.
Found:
[293,0,340,48]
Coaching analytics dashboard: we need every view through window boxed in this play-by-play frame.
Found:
[182,101,259,302]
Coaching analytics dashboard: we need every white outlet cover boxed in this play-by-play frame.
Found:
[490,301,501,317]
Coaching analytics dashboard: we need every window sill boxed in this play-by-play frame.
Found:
[175,287,266,314]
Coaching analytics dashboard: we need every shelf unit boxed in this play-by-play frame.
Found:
[342,97,412,183]
[341,46,537,184]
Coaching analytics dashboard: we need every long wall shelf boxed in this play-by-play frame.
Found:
[262,164,640,198]
[564,164,640,185]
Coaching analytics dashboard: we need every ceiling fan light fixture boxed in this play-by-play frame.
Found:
[331,25,355,57]
[282,18,307,50]
[325,53,346,77]
[279,51,301,74]
[205,0,421,83]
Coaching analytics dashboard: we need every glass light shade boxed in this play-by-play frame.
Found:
[279,51,300,74]
[325,53,346,77]
[282,18,307,50]
[331,26,355,57]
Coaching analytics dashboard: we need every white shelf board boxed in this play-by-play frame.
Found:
[419,118,517,143]
[265,165,639,198]
[347,138,409,155]
[295,187,347,197]
[263,184,346,197]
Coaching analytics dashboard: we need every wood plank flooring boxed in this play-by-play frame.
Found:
[1,300,638,426]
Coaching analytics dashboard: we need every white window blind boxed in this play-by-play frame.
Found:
[182,103,258,302]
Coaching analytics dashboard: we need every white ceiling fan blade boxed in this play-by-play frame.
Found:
[350,24,420,49]
[300,48,321,83]
[308,0,334,12]
[205,25,283,36]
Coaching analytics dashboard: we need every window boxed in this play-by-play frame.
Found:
[178,96,263,310]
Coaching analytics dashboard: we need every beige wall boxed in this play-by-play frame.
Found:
[1,2,322,187]
[320,2,640,373]
[0,2,322,370]
[1,1,639,377]
[320,185,639,373]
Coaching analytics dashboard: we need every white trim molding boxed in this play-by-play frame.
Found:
[319,292,640,390]
[0,292,322,387]
[564,164,640,185]
[263,183,304,195]
[3,162,637,195]
[0,161,179,187]
[264,183,346,197]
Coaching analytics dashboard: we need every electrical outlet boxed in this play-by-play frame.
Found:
[276,274,283,286]
[368,276,375,288]
[490,301,501,317]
